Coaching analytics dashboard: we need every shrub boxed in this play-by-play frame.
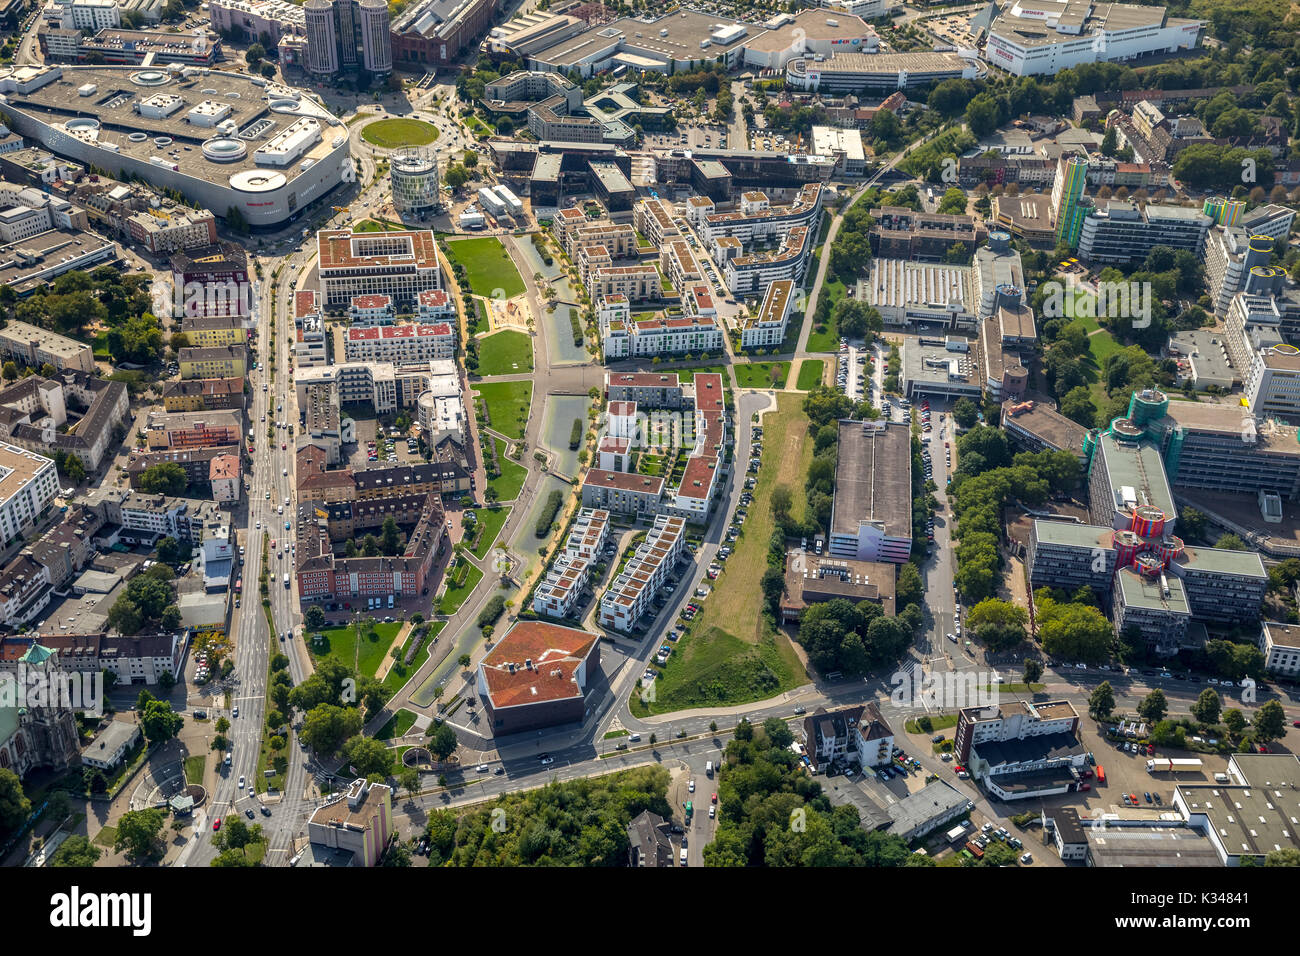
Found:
[534,489,563,537]
[569,418,583,450]
[476,595,505,628]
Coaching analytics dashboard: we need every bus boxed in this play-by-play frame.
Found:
[1096,765,1105,786]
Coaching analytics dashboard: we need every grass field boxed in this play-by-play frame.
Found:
[488,438,527,501]
[439,563,484,615]
[796,359,825,390]
[631,393,810,715]
[445,237,525,299]
[360,118,439,149]
[673,366,725,382]
[476,329,534,375]
[734,362,789,389]
[469,505,511,559]
[183,755,205,785]
[354,218,407,233]
[380,622,444,695]
[805,278,848,352]
[308,619,402,679]
[473,381,533,440]
[376,708,419,741]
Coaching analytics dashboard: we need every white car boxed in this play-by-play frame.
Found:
[688,779,695,793]
[238,775,245,789]
[1020,852,1033,864]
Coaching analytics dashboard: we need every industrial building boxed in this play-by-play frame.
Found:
[785,51,978,92]
[860,259,977,333]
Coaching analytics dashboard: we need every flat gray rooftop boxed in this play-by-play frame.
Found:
[830,420,911,539]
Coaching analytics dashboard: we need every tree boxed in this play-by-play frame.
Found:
[156,536,191,565]
[298,704,362,755]
[1137,688,1168,723]
[896,563,923,610]
[1264,848,1300,866]
[444,164,470,190]
[1,361,16,381]
[771,484,793,519]
[965,598,1028,651]
[1223,708,1247,737]
[1253,700,1286,742]
[380,516,401,556]
[965,93,1000,137]
[245,42,265,65]
[0,768,30,836]
[457,653,472,669]
[341,735,394,777]
[140,699,184,744]
[114,808,166,864]
[463,150,478,168]
[1059,386,1098,428]
[1190,687,1222,725]
[1038,596,1112,663]
[1022,658,1043,684]
[428,723,458,763]
[1213,533,1247,551]
[138,462,188,496]
[1089,681,1116,720]
[398,768,420,797]
[50,834,102,867]
[1178,507,1208,542]
[951,398,978,429]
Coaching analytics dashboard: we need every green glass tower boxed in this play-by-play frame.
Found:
[1051,154,1089,248]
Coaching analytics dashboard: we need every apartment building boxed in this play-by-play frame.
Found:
[180,314,246,349]
[178,345,247,380]
[868,205,979,260]
[954,699,1081,767]
[531,508,610,619]
[598,514,685,632]
[659,238,701,292]
[126,445,242,495]
[0,442,57,544]
[584,259,660,303]
[294,361,428,415]
[126,207,217,254]
[294,289,328,368]
[567,221,636,260]
[802,703,895,773]
[161,377,245,412]
[343,322,455,365]
[317,229,442,308]
[740,278,794,350]
[699,184,823,246]
[720,224,813,295]
[0,319,94,373]
[599,294,724,360]
[581,469,664,516]
[634,197,679,247]
[145,409,244,451]
[0,372,128,472]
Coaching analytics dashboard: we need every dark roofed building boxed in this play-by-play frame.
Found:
[627,809,676,867]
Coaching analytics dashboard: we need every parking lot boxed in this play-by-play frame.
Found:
[344,415,422,471]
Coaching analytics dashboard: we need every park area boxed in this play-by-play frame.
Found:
[307,618,404,680]
[733,361,789,389]
[445,237,525,299]
[476,329,534,376]
[360,118,439,148]
[796,359,825,391]
[473,381,533,440]
[631,393,810,716]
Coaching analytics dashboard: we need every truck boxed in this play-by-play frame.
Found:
[283,573,290,588]
[964,840,984,859]
[945,822,970,844]
[1146,757,1204,774]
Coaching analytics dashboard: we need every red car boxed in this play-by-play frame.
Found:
[1080,782,1090,791]
[213,818,221,832]
[281,442,287,449]
[1292,720,1300,728]
[1129,793,1138,804]
[711,792,718,804]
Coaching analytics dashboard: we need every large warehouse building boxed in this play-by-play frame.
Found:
[0,64,351,227]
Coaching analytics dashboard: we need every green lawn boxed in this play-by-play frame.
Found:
[673,366,725,382]
[360,118,439,148]
[376,708,419,740]
[733,362,789,389]
[476,329,534,375]
[805,278,848,352]
[488,438,527,501]
[184,755,206,785]
[796,359,825,390]
[380,622,444,695]
[308,619,401,679]
[439,563,484,614]
[469,505,511,559]
[445,237,525,298]
[630,393,809,715]
[473,381,533,440]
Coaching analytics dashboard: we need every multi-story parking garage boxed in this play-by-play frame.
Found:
[0,64,351,227]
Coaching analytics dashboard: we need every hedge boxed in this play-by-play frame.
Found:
[534,489,563,537]
[476,595,506,629]
[568,418,582,450]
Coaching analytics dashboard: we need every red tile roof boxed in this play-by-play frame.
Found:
[480,621,599,709]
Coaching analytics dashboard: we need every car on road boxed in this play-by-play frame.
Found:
[539,754,554,765]
[1020,852,1033,865]
[213,818,221,831]
[476,764,489,772]
[793,705,806,715]
[260,805,272,816]
[238,775,245,788]
[232,706,239,718]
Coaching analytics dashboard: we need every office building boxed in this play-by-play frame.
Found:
[476,621,601,734]
[861,258,977,333]
[0,319,93,373]
[317,228,442,308]
[1259,620,1300,678]
[306,778,392,867]
[1077,200,1212,265]
[1051,154,1090,248]
[0,441,58,544]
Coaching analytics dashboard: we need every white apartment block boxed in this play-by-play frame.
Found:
[531,508,610,618]
[601,310,724,361]
[584,260,660,302]
[567,221,636,260]
[1259,620,1300,677]
[721,225,813,295]
[0,441,58,543]
[598,514,685,632]
[294,290,327,368]
[348,293,397,326]
[343,322,455,364]
[61,0,121,31]
[698,184,823,246]
[126,208,217,255]
[740,278,795,349]
[295,361,428,415]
